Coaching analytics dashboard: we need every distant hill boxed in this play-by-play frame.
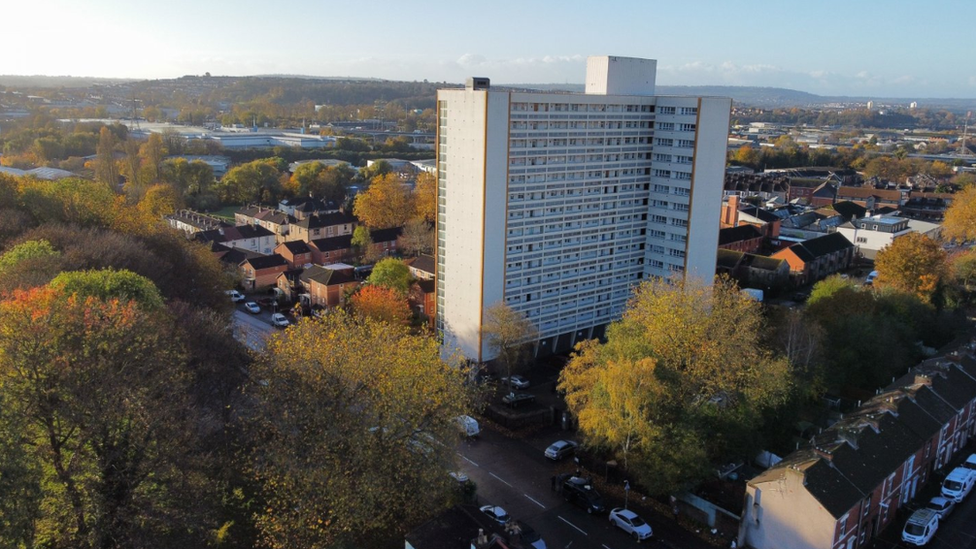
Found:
[0,75,138,88]
[504,83,976,111]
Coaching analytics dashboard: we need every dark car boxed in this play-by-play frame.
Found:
[560,475,606,514]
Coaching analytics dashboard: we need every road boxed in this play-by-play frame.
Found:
[231,308,275,350]
[928,483,976,549]
[457,424,715,549]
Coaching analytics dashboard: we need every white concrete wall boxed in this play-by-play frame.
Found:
[685,96,731,283]
[586,56,657,96]
[741,473,838,549]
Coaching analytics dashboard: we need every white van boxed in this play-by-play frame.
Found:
[457,415,480,437]
[901,508,938,546]
[941,467,976,502]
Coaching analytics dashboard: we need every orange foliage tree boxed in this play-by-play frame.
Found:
[875,232,948,303]
[351,284,411,325]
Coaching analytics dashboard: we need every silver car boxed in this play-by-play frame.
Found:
[545,440,578,460]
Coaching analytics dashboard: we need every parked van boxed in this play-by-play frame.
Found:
[901,508,939,546]
[457,415,480,437]
[941,467,976,502]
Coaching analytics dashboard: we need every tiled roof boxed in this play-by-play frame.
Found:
[309,234,353,252]
[242,254,288,270]
[410,254,436,274]
[294,211,357,230]
[370,226,403,243]
[300,265,357,286]
[718,225,762,245]
[280,240,311,255]
[780,232,852,263]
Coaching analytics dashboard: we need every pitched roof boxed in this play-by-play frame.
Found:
[195,224,274,244]
[279,240,311,255]
[718,225,763,245]
[838,186,903,202]
[293,211,357,230]
[716,249,744,270]
[417,279,435,293]
[409,254,436,274]
[370,226,403,243]
[751,344,976,519]
[309,234,353,252]
[242,254,288,270]
[830,200,867,221]
[786,232,852,262]
[741,254,787,272]
[739,205,780,223]
[300,265,357,286]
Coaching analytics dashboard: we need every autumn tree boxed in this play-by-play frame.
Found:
[351,284,411,325]
[367,257,413,296]
[414,171,436,223]
[248,311,473,548]
[0,283,215,548]
[559,277,791,494]
[353,172,414,229]
[215,158,283,205]
[137,182,182,217]
[943,185,976,242]
[138,132,166,184]
[875,232,948,304]
[483,302,538,381]
[94,126,119,188]
[400,218,435,256]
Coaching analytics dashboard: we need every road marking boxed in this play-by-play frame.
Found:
[602,545,612,549]
[489,472,513,487]
[457,453,479,467]
[558,515,588,536]
[524,494,546,509]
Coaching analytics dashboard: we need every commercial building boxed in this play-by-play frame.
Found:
[435,56,732,361]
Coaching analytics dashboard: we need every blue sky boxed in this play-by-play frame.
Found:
[5,0,975,98]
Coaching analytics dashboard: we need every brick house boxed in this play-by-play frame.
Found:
[715,249,790,291]
[240,254,289,290]
[286,211,357,243]
[298,265,359,308]
[369,227,403,259]
[308,235,355,265]
[718,225,764,254]
[740,347,976,549]
[194,224,277,255]
[275,240,314,269]
[406,254,436,281]
[720,196,780,240]
[409,279,436,329]
[771,232,854,286]
[235,206,295,243]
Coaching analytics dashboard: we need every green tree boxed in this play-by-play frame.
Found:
[216,159,282,204]
[288,162,353,204]
[367,257,413,296]
[248,311,472,548]
[49,268,165,311]
[875,232,948,304]
[559,277,791,495]
[0,238,60,272]
[0,285,212,549]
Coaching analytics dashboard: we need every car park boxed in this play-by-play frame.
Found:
[560,475,606,514]
[501,374,530,389]
[609,507,653,541]
[902,508,939,546]
[271,313,290,328]
[479,505,510,525]
[244,301,261,314]
[941,467,976,502]
[544,440,578,461]
[924,496,955,519]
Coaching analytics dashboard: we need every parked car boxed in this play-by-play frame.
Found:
[545,440,578,461]
[560,475,605,514]
[457,415,480,437]
[479,505,510,525]
[865,270,879,285]
[501,392,535,407]
[510,520,546,549]
[924,496,955,519]
[962,453,976,470]
[226,290,246,303]
[902,508,939,546]
[941,467,976,502]
[501,374,530,389]
[609,507,653,541]
[449,471,469,483]
[244,301,261,314]
[271,313,290,328]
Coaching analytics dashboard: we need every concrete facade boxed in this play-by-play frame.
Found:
[436,56,732,361]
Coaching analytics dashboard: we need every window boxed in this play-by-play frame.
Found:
[680,107,698,115]
[658,106,676,115]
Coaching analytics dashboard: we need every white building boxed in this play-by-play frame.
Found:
[436,56,732,361]
[836,214,913,260]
